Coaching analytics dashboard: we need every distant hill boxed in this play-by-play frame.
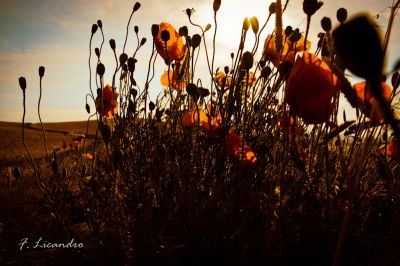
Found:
[0,120,98,162]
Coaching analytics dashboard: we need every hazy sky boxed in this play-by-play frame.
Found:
[0,0,398,122]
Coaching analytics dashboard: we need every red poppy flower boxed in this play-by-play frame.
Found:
[160,69,187,92]
[182,107,222,137]
[225,131,257,164]
[385,140,400,162]
[279,111,301,137]
[155,22,186,62]
[353,81,392,121]
[262,33,310,67]
[285,52,340,124]
[95,84,119,118]
[215,71,232,88]
[182,108,208,128]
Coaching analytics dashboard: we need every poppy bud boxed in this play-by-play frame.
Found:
[119,53,128,65]
[241,51,253,70]
[96,63,105,76]
[224,66,229,74]
[127,57,136,72]
[285,26,293,36]
[85,103,91,114]
[122,64,128,72]
[97,20,102,29]
[205,24,212,32]
[231,53,234,59]
[161,30,170,42]
[242,17,250,31]
[250,16,259,34]
[392,72,400,91]
[38,66,45,78]
[91,24,98,35]
[140,37,147,46]
[109,39,116,50]
[259,60,266,68]
[151,24,159,37]
[192,34,201,49]
[269,2,276,14]
[131,88,138,98]
[213,0,221,12]
[133,2,141,12]
[179,26,188,37]
[336,8,347,24]
[149,101,155,111]
[186,8,192,18]
[134,25,139,34]
[95,47,100,57]
[18,77,26,91]
[321,17,332,32]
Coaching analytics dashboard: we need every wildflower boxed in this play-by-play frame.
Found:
[225,131,257,164]
[262,32,310,67]
[182,107,222,137]
[285,52,340,124]
[83,153,93,160]
[155,22,186,62]
[95,84,119,118]
[384,140,400,162]
[182,108,208,128]
[353,81,392,121]
[215,71,232,88]
[160,69,187,92]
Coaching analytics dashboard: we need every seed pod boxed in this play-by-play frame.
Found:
[151,24,159,37]
[269,2,276,14]
[241,51,253,70]
[250,16,259,34]
[261,66,272,78]
[185,8,192,18]
[95,47,100,57]
[91,24,98,35]
[134,25,139,34]
[321,17,332,32]
[85,103,91,114]
[161,30,170,42]
[133,2,141,12]
[198,87,210,97]
[18,77,26,90]
[140,37,147,46]
[213,0,221,12]
[38,66,45,78]
[127,57,136,72]
[192,34,201,49]
[224,66,229,74]
[179,26,188,37]
[109,39,116,50]
[242,17,250,31]
[186,83,198,97]
[97,20,102,29]
[119,53,128,65]
[205,24,212,32]
[336,8,347,24]
[149,101,156,111]
[285,26,293,37]
[96,63,105,76]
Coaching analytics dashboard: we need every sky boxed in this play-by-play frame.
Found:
[0,0,399,122]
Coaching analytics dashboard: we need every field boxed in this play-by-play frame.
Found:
[1,0,400,265]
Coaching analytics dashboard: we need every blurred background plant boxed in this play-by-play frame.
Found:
[11,0,400,265]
